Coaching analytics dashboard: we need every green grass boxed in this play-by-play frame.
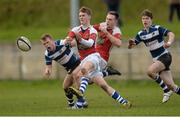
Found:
[0,27,70,43]
[0,79,180,116]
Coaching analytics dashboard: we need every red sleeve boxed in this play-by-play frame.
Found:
[93,24,100,31]
[114,33,122,40]
[68,31,75,38]
[89,33,97,41]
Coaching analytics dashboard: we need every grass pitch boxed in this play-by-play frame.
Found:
[0,79,180,116]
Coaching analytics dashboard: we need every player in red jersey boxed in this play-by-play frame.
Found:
[67,6,97,60]
[94,11,122,62]
[65,6,97,108]
[93,11,122,77]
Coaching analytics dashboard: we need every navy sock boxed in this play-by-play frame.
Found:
[111,91,127,104]
[155,76,170,93]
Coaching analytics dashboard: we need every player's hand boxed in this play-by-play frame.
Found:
[99,23,108,34]
[164,42,171,48]
[65,36,72,42]
[128,39,136,49]
[44,67,52,78]
[64,37,72,47]
[74,32,82,42]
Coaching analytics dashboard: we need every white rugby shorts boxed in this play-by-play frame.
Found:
[80,52,107,79]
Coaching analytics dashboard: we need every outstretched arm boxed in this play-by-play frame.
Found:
[164,32,175,48]
[44,65,52,78]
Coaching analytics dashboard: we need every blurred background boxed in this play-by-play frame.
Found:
[0,0,180,80]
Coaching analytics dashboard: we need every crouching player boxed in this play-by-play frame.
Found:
[70,52,132,109]
[40,34,82,108]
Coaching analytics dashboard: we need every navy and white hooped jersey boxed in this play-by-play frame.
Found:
[135,25,170,60]
[44,40,80,72]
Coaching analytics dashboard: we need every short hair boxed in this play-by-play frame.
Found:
[79,6,92,16]
[108,11,119,20]
[41,34,52,41]
[141,9,153,19]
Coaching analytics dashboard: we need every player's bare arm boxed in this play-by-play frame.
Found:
[99,24,121,47]
[44,65,52,78]
[164,32,175,48]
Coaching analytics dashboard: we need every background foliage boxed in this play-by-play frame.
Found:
[0,0,179,42]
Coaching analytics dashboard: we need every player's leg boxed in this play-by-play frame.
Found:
[92,75,132,108]
[72,54,103,108]
[75,61,96,108]
[68,60,95,109]
[160,70,180,95]
[102,65,121,77]
[177,4,180,21]
[147,60,173,103]
[147,61,171,93]
[63,74,74,107]
[78,53,101,94]
[69,65,89,108]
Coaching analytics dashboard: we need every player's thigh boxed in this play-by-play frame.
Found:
[71,65,82,80]
[80,54,100,74]
[81,61,95,74]
[148,60,165,73]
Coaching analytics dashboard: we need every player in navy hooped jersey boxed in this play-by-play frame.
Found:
[128,9,180,103]
[41,34,81,108]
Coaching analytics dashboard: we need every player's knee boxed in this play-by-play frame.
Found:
[72,72,78,79]
[147,69,155,78]
[81,67,88,75]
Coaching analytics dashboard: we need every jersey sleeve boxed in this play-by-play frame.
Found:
[158,26,170,37]
[68,27,79,38]
[135,34,142,45]
[93,24,100,31]
[114,33,121,39]
[45,51,52,65]
[45,56,52,65]
[89,27,98,41]
[68,31,75,38]
[112,27,122,39]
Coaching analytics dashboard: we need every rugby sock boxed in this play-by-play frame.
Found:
[102,70,109,77]
[64,89,74,107]
[111,91,128,104]
[79,77,89,94]
[174,86,180,95]
[76,97,85,108]
[155,75,170,93]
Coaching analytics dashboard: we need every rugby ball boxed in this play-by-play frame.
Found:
[16,36,31,52]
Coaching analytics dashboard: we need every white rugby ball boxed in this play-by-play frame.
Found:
[16,36,31,52]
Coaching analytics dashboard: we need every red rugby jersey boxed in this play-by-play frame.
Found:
[93,23,122,62]
[68,25,97,60]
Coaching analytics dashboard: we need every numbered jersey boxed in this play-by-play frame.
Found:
[93,23,122,62]
[68,25,97,60]
[44,40,80,73]
[134,25,170,60]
